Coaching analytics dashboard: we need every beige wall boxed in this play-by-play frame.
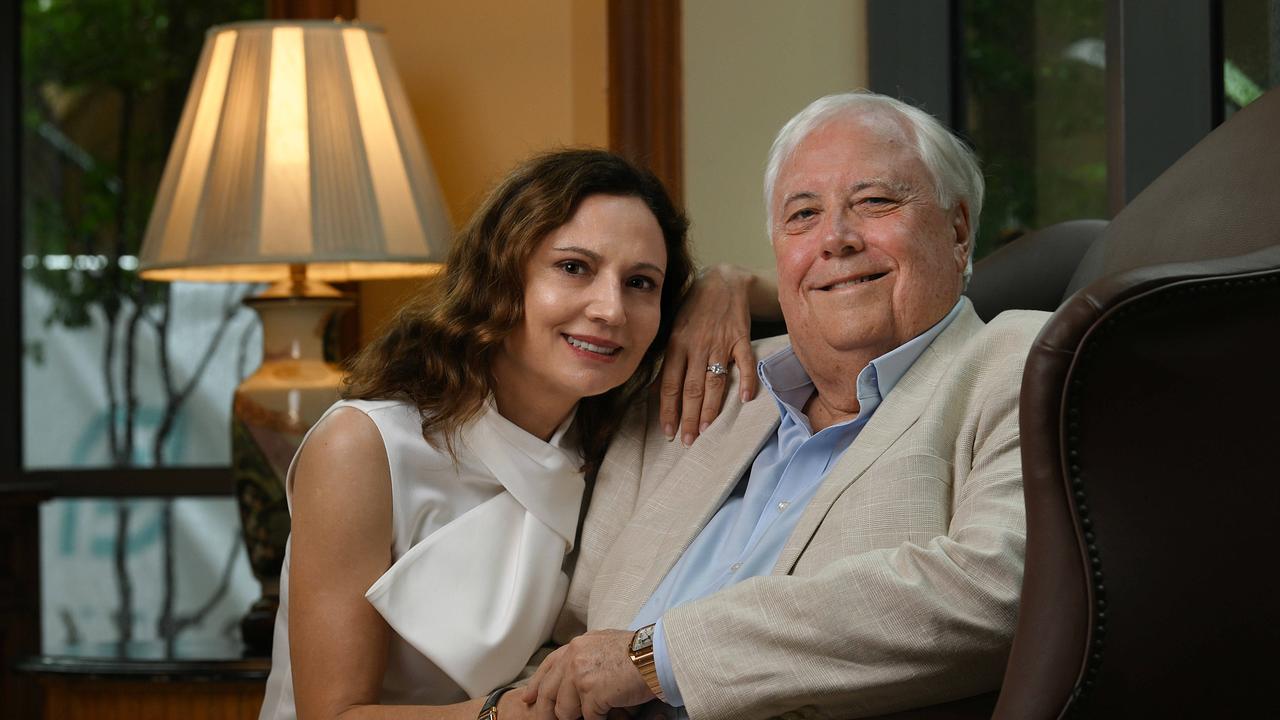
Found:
[682,0,868,272]
[356,0,608,343]
[354,1,869,341]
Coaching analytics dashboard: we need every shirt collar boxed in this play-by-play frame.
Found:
[757,298,965,432]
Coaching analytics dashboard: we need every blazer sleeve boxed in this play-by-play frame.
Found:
[659,337,1028,720]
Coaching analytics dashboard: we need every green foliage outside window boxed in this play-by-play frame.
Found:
[962,0,1107,259]
[23,0,263,647]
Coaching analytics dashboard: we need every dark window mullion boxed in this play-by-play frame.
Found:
[2,0,19,483]
[868,0,959,129]
[1107,0,1224,213]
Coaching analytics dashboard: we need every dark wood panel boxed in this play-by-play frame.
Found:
[0,499,43,720]
[37,677,264,720]
[268,0,356,21]
[23,467,232,497]
[607,0,684,204]
[2,0,20,481]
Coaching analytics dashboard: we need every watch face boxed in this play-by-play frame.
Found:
[631,625,654,652]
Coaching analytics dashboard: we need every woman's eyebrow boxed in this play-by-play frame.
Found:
[551,244,601,261]
[631,261,666,277]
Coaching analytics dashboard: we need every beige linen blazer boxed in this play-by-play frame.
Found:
[552,300,1049,720]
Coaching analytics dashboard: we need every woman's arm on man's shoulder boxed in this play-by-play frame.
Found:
[658,264,781,446]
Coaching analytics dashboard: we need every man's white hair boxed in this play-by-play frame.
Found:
[763,91,984,283]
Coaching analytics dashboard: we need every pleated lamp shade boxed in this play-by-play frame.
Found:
[139,21,452,283]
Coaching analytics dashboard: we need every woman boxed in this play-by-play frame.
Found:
[259,149,694,720]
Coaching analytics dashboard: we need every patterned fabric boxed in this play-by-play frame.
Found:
[633,299,965,711]
[553,299,1048,720]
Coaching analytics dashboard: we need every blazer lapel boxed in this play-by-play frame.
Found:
[591,390,781,628]
[772,301,985,574]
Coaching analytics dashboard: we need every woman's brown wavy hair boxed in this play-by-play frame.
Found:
[343,149,693,472]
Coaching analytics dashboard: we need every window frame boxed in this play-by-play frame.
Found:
[867,0,1227,216]
[0,2,355,712]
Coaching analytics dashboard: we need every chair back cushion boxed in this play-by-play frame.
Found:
[967,219,1107,321]
[1066,88,1280,296]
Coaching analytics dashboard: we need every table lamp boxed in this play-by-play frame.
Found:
[137,20,452,653]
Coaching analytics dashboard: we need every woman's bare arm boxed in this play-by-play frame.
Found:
[287,408,537,720]
[288,407,398,718]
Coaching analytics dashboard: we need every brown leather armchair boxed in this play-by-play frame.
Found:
[990,87,1280,718]
[869,87,1280,720]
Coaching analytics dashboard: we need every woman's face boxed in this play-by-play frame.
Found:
[496,194,668,411]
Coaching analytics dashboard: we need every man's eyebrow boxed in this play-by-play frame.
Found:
[781,178,917,209]
[781,191,820,208]
[850,177,916,195]
[550,245,666,277]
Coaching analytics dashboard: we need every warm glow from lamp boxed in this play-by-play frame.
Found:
[159,29,236,263]
[344,27,428,256]
[137,20,452,284]
[261,26,312,257]
[135,20,453,655]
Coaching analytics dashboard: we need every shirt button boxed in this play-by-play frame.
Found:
[777,501,791,511]
[730,562,742,572]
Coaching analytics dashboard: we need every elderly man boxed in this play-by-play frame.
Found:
[503,91,1047,720]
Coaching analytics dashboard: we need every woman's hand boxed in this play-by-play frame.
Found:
[660,264,777,446]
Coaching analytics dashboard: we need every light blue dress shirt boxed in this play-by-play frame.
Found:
[630,299,964,711]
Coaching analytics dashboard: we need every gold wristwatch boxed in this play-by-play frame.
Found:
[628,623,668,703]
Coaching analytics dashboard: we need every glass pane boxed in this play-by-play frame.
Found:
[1222,0,1279,118]
[20,0,264,470]
[962,0,1108,257]
[41,497,256,649]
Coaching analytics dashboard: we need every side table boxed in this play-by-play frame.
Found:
[17,639,270,720]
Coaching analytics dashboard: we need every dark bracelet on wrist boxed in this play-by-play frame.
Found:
[477,685,516,720]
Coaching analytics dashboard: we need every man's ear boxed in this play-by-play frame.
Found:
[950,202,972,271]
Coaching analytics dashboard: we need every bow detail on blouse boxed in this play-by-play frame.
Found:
[364,401,583,698]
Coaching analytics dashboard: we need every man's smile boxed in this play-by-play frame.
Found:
[816,271,890,291]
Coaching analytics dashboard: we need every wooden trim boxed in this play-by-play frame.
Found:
[2,0,19,482]
[268,0,356,21]
[4,4,46,716]
[34,677,264,720]
[24,467,232,497]
[607,0,684,204]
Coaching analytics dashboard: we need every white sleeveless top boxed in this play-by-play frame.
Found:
[259,398,583,719]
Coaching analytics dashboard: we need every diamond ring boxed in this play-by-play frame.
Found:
[706,362,728,376]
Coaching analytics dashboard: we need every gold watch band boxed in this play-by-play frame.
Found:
[633,651,667,702]
[628,626,668,703]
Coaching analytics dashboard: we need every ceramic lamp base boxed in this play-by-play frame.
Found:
[233,293,351,655]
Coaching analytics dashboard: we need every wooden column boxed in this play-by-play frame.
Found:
[269,0,357,20]
[608,0,684,204]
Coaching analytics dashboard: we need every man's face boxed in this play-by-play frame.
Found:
[770,112,970,372]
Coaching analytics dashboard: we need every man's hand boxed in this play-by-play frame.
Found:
[659,264,760,447]
[521,629,653,720]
